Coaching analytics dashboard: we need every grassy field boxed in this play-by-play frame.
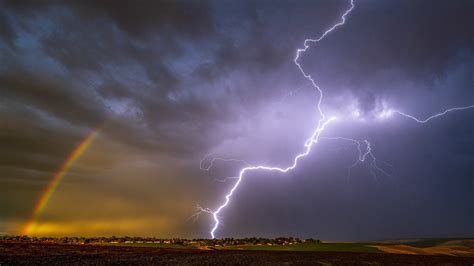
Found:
[99,238,474,256]
[225,242,381,253]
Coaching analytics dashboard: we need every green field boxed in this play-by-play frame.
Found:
[402,238,466,248]
[99,238,474,255]
[225,242,381,253]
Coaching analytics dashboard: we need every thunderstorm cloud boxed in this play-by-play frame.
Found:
[0,0,472,239]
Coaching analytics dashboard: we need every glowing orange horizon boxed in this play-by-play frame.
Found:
[21,130,100,235]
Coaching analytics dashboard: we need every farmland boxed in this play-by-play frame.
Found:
[1,238,473,265]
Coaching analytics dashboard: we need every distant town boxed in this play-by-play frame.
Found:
[0,235,320,247]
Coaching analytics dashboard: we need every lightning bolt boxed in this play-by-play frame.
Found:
[200,156,250,171]
[196,0,355,239]
[197,0,473,239]
[206,118,336,239]
[391,105,474,123]
[321,137,391,180]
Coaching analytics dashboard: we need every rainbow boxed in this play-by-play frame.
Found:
[21,130,100,235]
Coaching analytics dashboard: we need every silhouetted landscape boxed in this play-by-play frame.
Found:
[1,236,474,265]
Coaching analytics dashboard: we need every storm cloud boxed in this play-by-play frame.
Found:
[0,0,472,239]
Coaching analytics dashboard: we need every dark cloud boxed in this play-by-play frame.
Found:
[0,0,472,239]
[302,0,474,114]
[1,70,105,127]
[0,12,15,48]
[2,0,214,38]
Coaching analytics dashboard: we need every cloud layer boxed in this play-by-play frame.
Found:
[0,0,472,239]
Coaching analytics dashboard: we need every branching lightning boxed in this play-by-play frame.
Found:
[196,0,355,239]
[391,105,474,123]
[200,156,250,172]
[197,0,473,239]
[321,137,391,180]
[200,118,336,239]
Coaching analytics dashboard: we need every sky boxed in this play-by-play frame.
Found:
[0,0,473,240]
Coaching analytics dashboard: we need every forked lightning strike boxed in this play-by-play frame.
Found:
[200,156,250,171]
[198,0,355,239]
[321,137,391,179]
[197,0,474,239]
[392,105,474,123]
[203,118,335,238]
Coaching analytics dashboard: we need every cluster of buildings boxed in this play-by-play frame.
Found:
[0,235,321,247]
